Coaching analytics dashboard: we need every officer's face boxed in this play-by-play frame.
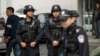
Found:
[71,17,77,22]
[26,10,34,17]
[52,11,60,18]
[61,18,73,28]
[6,9,12,16]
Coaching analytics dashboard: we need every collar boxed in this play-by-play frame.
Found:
[51,17,60,22]
[64,23,77,33]
[25,17,33,24]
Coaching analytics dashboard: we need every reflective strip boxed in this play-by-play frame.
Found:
[7,25,12,28]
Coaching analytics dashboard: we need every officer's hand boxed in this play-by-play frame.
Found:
[52,40,59,47]
[3,37,9,44]
[30,41,36,48]
[20,42,26,48]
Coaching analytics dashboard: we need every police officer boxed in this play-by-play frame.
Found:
[45,5,62,56]
[59,9,89,56]
[16,5,41,56]
[4,7,20,56]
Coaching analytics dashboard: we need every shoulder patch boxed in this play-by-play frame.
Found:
[77,35,85,43]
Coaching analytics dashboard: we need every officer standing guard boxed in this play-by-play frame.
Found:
[59,9,89,56]
[16,5,41,56]
[45,4,62,56]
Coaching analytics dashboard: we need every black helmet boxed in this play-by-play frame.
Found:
[71,10,79,17]
[51,5,61,12]
[24,5,35,14]
[59,9,72,21]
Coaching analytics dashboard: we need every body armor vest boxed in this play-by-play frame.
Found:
[48,18,62,40]
[20,19,38,43]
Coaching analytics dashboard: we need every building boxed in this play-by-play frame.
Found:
[0,0,100,34]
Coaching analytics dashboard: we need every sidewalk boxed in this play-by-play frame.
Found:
[88,35,100,56]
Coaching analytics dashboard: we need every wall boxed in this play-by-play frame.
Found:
[0,0,81,25]
[11,0,78,14]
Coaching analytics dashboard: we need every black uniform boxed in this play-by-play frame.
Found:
[16,17,41,56]
[59,9,89,56]
[60,24,89,56]
[45,17,62,56]
[44,4,62,56]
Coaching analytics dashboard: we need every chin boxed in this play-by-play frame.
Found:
[62,26,67,29]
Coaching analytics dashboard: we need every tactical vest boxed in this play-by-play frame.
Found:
[19,18,38,43]
[48,18,62,40]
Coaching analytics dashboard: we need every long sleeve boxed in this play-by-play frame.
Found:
[11,16,20,37]
[16,22,22,43]
[34,19,43,43]
[4,15,20,39]
[76,28,89,56]
[4,17,12,37]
